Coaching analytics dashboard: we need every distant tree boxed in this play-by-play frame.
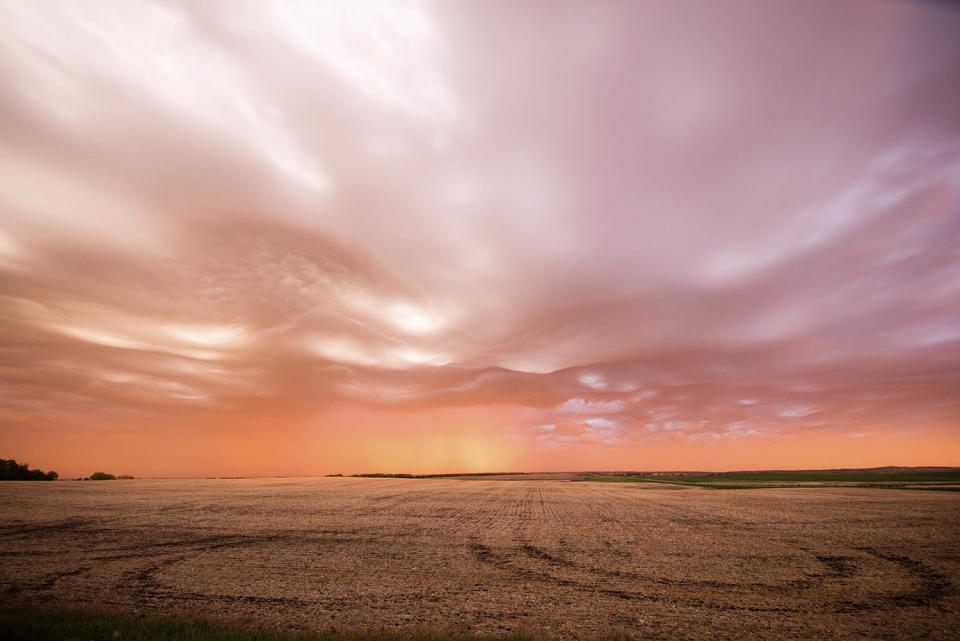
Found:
[351,473,415,478]
[117,474,134,480]
[89,472,117,480]
[0,459,58,481]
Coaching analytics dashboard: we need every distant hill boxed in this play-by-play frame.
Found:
[719,466,960,475]
[344,467,960,489]
[349,466,960,480]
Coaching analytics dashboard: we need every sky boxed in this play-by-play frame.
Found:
[1,0,960,478]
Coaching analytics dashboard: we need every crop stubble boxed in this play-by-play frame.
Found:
[0,478,958,640]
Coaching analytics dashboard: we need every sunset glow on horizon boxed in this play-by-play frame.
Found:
[2,0,960,478]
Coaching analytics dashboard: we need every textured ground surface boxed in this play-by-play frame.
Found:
[1,478,958,640]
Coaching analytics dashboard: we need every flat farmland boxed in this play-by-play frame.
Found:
[1,478,958,640]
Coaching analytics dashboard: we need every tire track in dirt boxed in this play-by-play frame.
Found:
[0,517,88,538]
[508,539,954,614]
[4,530,367,610]
[466,486,806,614]
[502,486,813,605]
[468,536,803,613]
[116,553,315,608]
[109,531,362,609]
[833,547,954,612]
[468,487,956,616]
[37,566,93,590]
[517,539,836,596]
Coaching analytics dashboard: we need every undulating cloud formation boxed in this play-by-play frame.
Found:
[2,0,959,476]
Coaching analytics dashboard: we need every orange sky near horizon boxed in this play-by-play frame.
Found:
[2,0,960,478]
[4,403,960,479]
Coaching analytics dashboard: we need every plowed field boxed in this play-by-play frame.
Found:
[1,478,958,640]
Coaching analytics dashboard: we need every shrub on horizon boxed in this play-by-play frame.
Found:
[0,458,58,481]
[89,472,117,480]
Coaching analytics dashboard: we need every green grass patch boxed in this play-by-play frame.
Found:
[0,608,546,641]
[573,471,960,490]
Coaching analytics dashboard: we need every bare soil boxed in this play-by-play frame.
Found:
[1,478,958,640]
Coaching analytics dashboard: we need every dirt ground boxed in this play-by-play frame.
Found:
[1,478,958,640]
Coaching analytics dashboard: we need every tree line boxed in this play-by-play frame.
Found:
[0,458,58,481]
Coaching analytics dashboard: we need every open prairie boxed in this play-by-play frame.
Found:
[1,478,959,640]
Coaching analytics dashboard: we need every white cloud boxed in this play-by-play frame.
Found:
[577,373,607,389]
[556,398,626,413]
[777,406,816,418]
[581,417,623,443]
[583,417,618,429]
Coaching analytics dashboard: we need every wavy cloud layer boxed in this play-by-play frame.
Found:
[1,0,959,474]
